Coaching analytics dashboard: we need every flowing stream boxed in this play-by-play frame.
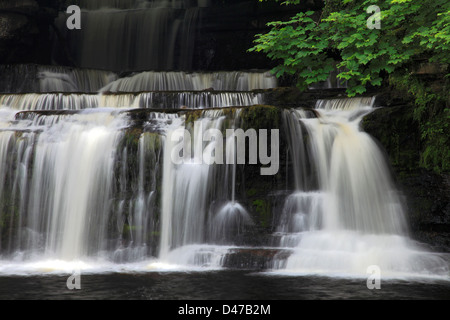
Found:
[0,0,448,300]
[275,98,448,279]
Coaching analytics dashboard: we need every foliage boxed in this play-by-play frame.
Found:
[251,0,450,96]
[240,105,280,130]
[252,0,449,172]
[389,75,449,172]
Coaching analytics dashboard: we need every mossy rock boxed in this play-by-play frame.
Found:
[239,105,280,131]
[252,199,271,228]
[141,132,163,153]
[362,105,421,171]
[185,109,204,126]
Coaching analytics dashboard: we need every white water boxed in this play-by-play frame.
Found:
[159,114,224,258]
[0,92,262,111]
[0,65,118,94]
[1,110,127,260]
[0,91,259,274]
[159,109,253,262]
[276,98,449,279]
[211,120,253,245]
[0,93,448,279]
[100,71,277,92]
[0,105,211,274]
[55,2,200,71]
[0,65,276,94]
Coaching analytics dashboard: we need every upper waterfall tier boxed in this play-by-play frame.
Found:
[0,66,277,94]
[275,98,450,278]
[51,0,298,72]
[0,65,117,94]
[100,71,277,92]
[0,91,262,111]
[315,97,375,111]
[54,0,201,71]
[65,0,202,10]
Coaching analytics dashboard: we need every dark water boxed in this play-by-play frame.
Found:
[0,271,449,300]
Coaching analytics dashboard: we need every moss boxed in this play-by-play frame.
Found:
[421,112,450,172]
[0,190,21,250]
[141,132,162,151]
[185,109,204,126]
[240,105,280,131]
[362,105,421,171]
[252,199,271,229]
[246,188,257,197]
[122,224,137,240]
[221,107,237,118]
[388,74,449,173]
[123,128,143,148]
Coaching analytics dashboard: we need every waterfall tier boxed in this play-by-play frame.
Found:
[0,89,448,278]
[0,66,277,94]
[273,98,448,278]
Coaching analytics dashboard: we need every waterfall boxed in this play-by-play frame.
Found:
[112,129,166,262]
[0,91,448,277]
[0,66,276,94]
[67,0,190,10]
[211,117,253,245]
[159,109,253,265]
[159,111,226,259]
[276,98,449,278]
[0,107,180,266]
[0,94,99,111]
[1,92,262,111]
[0,85,260,271]
[30,112,123,260]
[100,71,277,92]
[0,109,125,259]
[69,0,150,10]
[55,2,202,72]
[0,65,117,94]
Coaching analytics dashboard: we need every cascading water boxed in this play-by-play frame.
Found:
[0,109,126,262]
[0,1,447,280]
[0,107,180,274]
[159,109,253,267]
[0,72,265,273]
[54,1,201,72]
[0,94,100,111]
[276,98,449,278]
[0,91,261,111]
[28,112,124,261]
[112,128,166,263]
[99,71,277,92]
[211,118,253,245]
[0,65,118,94]
[1,0,449,301]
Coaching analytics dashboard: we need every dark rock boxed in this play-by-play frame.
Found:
[0,0,61,65]
[0,0,319,71]
[363,104,450,252]
[0,13,29,40]
[221,248,292,270]
[399,171,450,252]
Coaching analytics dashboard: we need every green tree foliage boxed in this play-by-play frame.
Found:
[251,0,449,172]
[251,0,449,95]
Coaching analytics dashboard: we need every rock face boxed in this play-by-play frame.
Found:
[235,88,450,252]
[192,0,320,71]
[363,103,450,252]
[0,0,309,72]
[221,248,292,270]
[0,0,60,65]
[0,1,447,254]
